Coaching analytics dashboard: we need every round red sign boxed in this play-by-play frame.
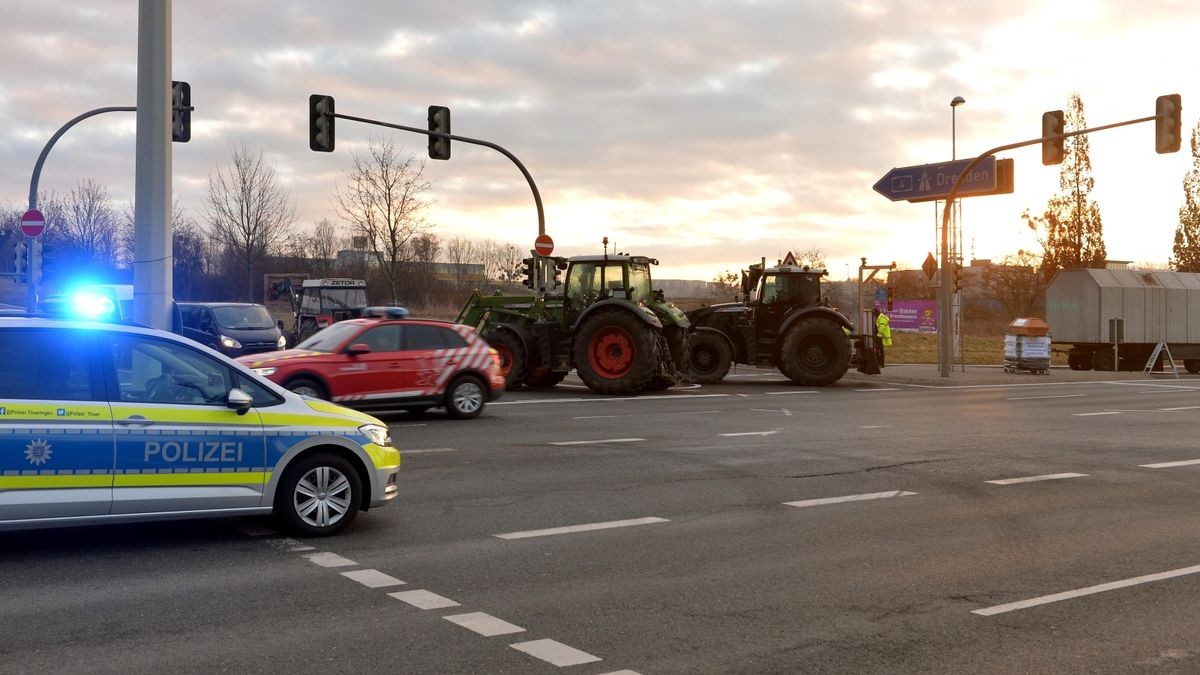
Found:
[20,209,45,238]
[534,233,554,256]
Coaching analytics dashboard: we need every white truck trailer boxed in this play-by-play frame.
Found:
[1046,268,1200,373]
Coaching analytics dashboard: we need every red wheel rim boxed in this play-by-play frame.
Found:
[494,344,514,377]
[588,326,635,378]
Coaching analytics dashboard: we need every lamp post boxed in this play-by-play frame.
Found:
[940,96,965,376]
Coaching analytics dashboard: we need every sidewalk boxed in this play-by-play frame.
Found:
[840,363,1196,387]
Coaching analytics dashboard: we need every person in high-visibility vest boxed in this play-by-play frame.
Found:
[873,308,892,368]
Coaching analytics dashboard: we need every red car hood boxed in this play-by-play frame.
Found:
[237,349,327,368]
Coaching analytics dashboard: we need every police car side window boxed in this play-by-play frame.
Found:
[0,329,98,401]
[108,335,231,406]
[234,373,284,407]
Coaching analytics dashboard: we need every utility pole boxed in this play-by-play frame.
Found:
[133,0,173,329]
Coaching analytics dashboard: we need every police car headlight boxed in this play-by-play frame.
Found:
[252,367,277,377]
[276,334,287,348]
[359,424,392,447]
[220,335,242,349]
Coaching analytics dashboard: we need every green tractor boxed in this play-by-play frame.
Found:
[457,253,691,394]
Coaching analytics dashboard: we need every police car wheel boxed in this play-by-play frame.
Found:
[446,375,485,419]
[275,452,362,537]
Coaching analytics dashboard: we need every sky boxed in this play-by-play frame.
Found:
[1,0,1197,282]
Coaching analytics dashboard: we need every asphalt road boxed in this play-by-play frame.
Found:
[3,368,1200,674]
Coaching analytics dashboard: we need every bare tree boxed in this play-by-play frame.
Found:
[443,235,479,290]
[58,179,121,266]
[787,245,827,268]
[202,143,296,300]
[982,249,1045,320]
[333,138,433,304]
[310,218,342,275]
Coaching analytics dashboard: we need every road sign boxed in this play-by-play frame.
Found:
[534,233,554,256]
[922,252,937,280]
[873,157,998,203]
[20,209,45,238]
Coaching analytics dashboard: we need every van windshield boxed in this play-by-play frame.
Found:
[213,305,275,330]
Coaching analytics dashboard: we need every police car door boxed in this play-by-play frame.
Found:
[0,326,114,522]
[104,333,267,515]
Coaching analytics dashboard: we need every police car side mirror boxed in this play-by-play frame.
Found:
[227,388,253,415]
[346,343,372,356]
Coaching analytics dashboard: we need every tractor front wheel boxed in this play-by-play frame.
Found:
[778,318,850,386]
[484,329,529,389]
[689,331,733,384]
[573,310,659,394]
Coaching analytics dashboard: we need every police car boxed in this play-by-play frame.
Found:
[0,315,400,536]
[237,307,504,419]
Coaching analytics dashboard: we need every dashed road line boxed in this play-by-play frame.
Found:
[985,472,1087,485]
[1159,405,1200,412]
[1075,411,1121,416]
[403,447,459,455]
[549,438,645,446]
[495,393,730,406]
[511,639,603,667]
[1007,393,1087,401]
[1141,459,1200,469]
[856,388,901,392]
[388,589,461,610]
[495,516,669,540]
[444,612,526,637]
[784,490,916,508]
[765,390,818,396]
[720,429,781,437]
[303,551,358,568]
[573,415,622,419]
[973,563,1200,616]
[675,410,722,415]
[750,408,792,416]
[859,425,889,429]
[341,569,405,588]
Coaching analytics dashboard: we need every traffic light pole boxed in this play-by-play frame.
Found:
[937,113,1158,377]
[330,112,546,239]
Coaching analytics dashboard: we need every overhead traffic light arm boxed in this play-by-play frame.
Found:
[27,106,136,211]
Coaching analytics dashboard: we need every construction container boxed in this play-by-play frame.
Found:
[1004,317,1051,374]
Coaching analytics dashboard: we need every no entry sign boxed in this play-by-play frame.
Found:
[534,233,554,256]
[21,209,45,238]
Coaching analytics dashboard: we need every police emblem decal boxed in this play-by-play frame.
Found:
[25,439,53,466]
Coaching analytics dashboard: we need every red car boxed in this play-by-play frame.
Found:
[238,307,504,419]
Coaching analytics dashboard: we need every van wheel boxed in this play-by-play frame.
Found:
[274,452,362,537]
[446,375,486,419]
[286,377,327,400]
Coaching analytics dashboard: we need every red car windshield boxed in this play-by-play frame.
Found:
[295,322,362,353]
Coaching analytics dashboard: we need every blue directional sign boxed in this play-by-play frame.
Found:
[873,156,998,203]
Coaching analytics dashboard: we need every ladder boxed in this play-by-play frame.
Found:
[1143,341,1180,378]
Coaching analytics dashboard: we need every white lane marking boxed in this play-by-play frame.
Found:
[510,639,602,667]
[856,388,901,392]
[1008,394,1087,401]
[1109,381,1200,391]
[985,472,1087,485]
[765,390,819,396]
[265,538,316,552]
[750,408,793,416]
[597,671,643,675]
[394,423,427,428]
[444,612,526,637]
[495,516,669,540]
[1075,411,1121,416]
[549,438,645,446]
[403,447,458,455]
[303,552,358,568]
[1141,459,1200,469]
[720,429,781,437]
[972,563,1200,616]
[784,490,916,508]
[574,415,622,419]
[494,393,730,405]
[388,589,461,610]
[859,425,889,429]
[1159,405,1200,412]
[676,410,722,415]
[230,522,277,537]
[340,569,405,588]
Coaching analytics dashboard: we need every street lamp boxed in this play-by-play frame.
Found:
[951,96,965,160]
[944,95,966,374]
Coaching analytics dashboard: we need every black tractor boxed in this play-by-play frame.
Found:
[687,261,853,386]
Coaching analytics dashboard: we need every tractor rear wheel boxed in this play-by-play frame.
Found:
[689,330,733,384]
[778,317,850,386]
[484,329,529,389]
[573,309,659,394]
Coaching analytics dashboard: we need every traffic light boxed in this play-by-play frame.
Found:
[1041,110,1064,165]
[886,284,894,312]
[953,263,964,294]
[553,258,566,289]
[1155,94,1182,154]
[38,243,53,282]
[171,80,191,143]
[428,105,451,160]
[30,239,41,284]
[13,241,26,282]
[520,257,536,288]
[309,94,335,152]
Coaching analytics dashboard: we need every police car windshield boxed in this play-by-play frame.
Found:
[295,322,362,352]
[213,305,274,330]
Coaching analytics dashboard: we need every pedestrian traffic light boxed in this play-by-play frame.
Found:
[428,105,451,160]
[886,284,894,312]
[520,257,536,288]
[1155,94,1182,154]
[38,243,53,282]
[171,80,191,143]
[953,263,964,294]
[1041,110,1064,165]
[309,94,335,152]
[13,241,26,282]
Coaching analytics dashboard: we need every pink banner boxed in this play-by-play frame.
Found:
[876,300,937,332]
